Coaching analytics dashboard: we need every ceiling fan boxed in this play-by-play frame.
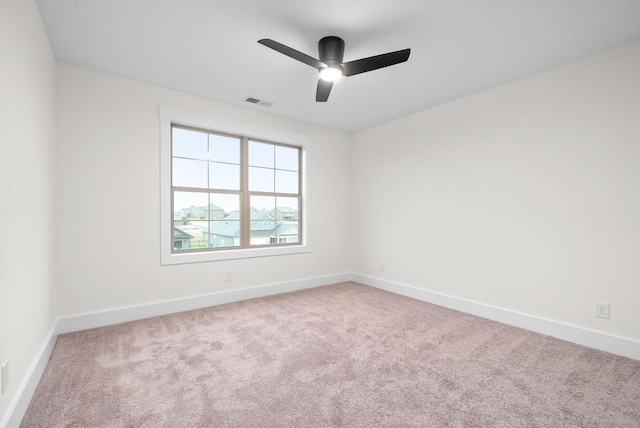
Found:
[258,36,411,102]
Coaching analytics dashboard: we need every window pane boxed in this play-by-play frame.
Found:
[275,170,299,194]
[276,197,299,244]
[210,193,240,215]
[206,194,241,248]
[174,191,209,220]
[250,195,276,246]
[249,167,274,192]
[249,141,274,168]
[251,195,275,212]
[173,158,207,188]
[173,220,209,250]
[173,128,208,160]
[209,162,240,190]
[276,221,298,244]
[210,134,240,164]
[275,197,299,220]
[276,146,299,171]
[173,222,194,250]
[174,192,209,252]
[173,220,207,250]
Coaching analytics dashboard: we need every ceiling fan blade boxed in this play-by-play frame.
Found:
[316,79,333,102]
[342,48,411,77]
[258,39,325,69]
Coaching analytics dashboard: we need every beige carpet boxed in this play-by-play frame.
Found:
[21,282,640,427]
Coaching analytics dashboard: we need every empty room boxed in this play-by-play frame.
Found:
[1,0,640,426]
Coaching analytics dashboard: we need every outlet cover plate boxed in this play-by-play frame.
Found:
[595,301,610,319]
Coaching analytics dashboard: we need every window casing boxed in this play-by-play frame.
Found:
[160,105,311,265]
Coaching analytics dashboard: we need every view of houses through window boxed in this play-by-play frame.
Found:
[172,126,301,252]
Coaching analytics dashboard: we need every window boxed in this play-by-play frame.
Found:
[171,126,301,251]
[160,105,311,265]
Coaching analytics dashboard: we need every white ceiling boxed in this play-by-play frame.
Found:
[36,0,640,133]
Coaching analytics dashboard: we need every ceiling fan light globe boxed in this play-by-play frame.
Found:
[319,67,343,82]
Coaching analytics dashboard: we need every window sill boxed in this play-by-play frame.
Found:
[161,244,311,265]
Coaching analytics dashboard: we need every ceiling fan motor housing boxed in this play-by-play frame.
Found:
[318,36,345,70]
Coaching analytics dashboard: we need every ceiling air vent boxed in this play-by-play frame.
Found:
[244,97,273,107]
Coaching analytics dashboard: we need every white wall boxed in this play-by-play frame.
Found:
[0,0,56,422]
[55,64,352,317]
[352,40,640,342]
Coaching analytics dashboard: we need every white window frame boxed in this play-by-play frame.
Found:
[159,105,312,265]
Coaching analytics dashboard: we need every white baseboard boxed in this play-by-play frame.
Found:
[56,272,352,335]
[1,322,58,428]
[352,273,640,361]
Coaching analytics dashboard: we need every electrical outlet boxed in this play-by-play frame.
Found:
[378,262,385,272]
[595,301,610,319]
[1,360,8,395]
[225,271,233,282]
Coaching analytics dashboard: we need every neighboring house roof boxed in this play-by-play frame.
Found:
[174,227,193,239]
[204,212,297,239]
[208,219,241,238]
[274,223,298,236]
[275,207,297,213]
[223,211,240,221]
[251,212,273,221]
[250,222,298,238]
[224,211,275,222]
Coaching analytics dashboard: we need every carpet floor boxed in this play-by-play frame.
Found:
[21,282,640,427]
